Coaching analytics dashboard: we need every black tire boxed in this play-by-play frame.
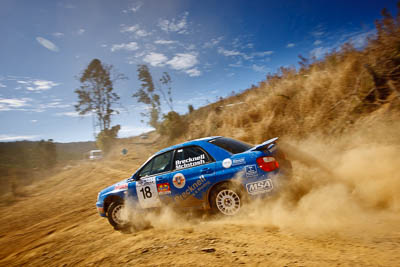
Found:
[210,183,242,216]
[107,201,129,230]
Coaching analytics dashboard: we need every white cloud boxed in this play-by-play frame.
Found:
[167,53,198,70]
[14,79,59,92]
[310,46,330,59]
[135,29,151,37]
[314,40,322,46]
[155,40,177,45]
[158,12,189,34]
[0,135,39,141]
[31,120,38,123]
[252,64,269,73]
[31,80,59,91]
[111,42,139,52]
[0,82,6,88]
[348,29,375,48]
[17,79,59,91]
[311,30,325,37]
[228,63,242,68]
[59,3,75,9]
[218,47,242,56]
[309,29,375,60]
[143,52,168,67]
[252,51,274,57]
[123,2,143,13]
[185,68,201,77]
[120,24,151,38]
[119,125,153,138]
[203,37,223,48]
[55,111,91,117]
[101,44,107,48]
[36,37,59,52]
[53,32,64,38]
[0,98,30,111]
[39,101,70,109]
[287,43,295,48]
[77,28,85,35]
[134,51,146,58]
[121,24,140,33]
[185,44,196,50]
[218,47,257,60]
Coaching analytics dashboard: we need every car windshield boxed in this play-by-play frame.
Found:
[209,137,252,154]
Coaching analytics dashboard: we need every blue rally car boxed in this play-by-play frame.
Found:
[96,136,292,229]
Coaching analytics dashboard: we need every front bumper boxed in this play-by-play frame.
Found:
[96,202,106,217]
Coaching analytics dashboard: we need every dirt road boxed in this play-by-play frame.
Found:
[1,138,399,266]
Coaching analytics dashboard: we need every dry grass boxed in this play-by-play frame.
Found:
[177,4,400,145]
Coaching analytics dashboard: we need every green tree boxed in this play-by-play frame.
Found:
[133,64,161,128]
[188,104,194,114]
[159,72,174,111]
[75,59,124,151]
[96,125,121,153]
[159,111,188,140]
[133,65,174,128]
[75,59,123,133]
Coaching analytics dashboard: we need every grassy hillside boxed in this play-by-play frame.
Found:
[170,6,400,145]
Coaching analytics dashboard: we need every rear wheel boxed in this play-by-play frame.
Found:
[107,201,129,230]
[210,183,242,215]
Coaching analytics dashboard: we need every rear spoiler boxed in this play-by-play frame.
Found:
[249,137,279,151]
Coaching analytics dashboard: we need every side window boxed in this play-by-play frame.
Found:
[138,160,152,178]
[151,151,173,175]
[137,150,173,178]
[174,146,212,170]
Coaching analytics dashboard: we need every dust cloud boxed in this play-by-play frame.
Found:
[121,199,202,232]
[231,119,400,236]
[121,120,400,237]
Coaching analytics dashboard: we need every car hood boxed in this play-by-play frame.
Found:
[99,178,130,196]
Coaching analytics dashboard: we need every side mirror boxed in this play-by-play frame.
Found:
[130,173,138,181]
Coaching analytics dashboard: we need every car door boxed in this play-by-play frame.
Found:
[131,150,174,209]
[169,146,215,208]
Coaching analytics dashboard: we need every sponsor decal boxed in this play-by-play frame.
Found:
[176,154,206,169]
[136,176,161,208]
[232,158,246,166]
[174,175,210,201]
[222,158,232,168]
[137,178,156,187]
[172,173,186,189]
[245,165,258,178]
[157,182,171,195]
[246,179,273,195]
[114,183,128,190]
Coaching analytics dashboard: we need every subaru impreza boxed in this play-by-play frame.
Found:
[96,136,292,229]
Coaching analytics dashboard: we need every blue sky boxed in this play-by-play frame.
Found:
[0,0,397,142]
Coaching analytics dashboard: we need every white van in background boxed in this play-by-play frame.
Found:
[89,150,103,160]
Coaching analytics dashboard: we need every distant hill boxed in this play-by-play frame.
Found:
[55,141,97,161]
[0,140,96,196]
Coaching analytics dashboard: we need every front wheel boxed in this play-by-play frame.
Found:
[107,201,129,230]
[210,184,242,216]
